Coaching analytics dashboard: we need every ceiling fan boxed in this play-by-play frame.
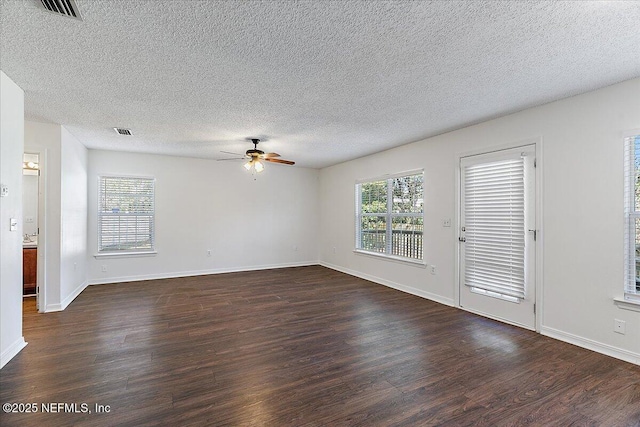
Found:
[220,138,295,173]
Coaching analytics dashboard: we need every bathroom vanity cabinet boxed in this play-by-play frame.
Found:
[23,247,37,295]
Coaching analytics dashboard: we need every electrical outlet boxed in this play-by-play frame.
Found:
[614,319,626,335]
[442,219,451,227]
[430,265,436,275]
[207,249,212,257]
[101,265,107,273]
[25,216,34,223]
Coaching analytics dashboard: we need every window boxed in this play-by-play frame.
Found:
[624,135,640,302]
[355,171,424,261]
[98,176,155,253]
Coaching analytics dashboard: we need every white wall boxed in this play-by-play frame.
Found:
[24,121,88,311]
[0,71,27,368]
[319,77,640,364]
[87,150,319,283]
[60,127,88,306]
[25,121,62,312]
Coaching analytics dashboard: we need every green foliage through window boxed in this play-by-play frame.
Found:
[356,172,424,260]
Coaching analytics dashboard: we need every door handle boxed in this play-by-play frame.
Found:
[528,229,537,241]
[458,237,466,242]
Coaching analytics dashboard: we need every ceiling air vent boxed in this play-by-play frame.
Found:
[37,0,82,20]
[114,128,133,136]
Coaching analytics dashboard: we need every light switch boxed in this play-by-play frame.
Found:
[0,184,8,197]
[10,218,18,231]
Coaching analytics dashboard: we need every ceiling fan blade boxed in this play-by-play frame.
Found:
[220,150,244,156]
[264,158,295,165]
[216,157,246,161]
[262,152,281,158]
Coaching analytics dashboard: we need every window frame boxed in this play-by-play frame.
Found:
[97,175,156,256]
[355,170,425,265]
[623,135,640,303]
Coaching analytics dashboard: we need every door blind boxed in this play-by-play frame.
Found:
[98,176,155,252]
[463,158,525,299]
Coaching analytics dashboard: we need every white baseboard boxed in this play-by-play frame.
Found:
[43,281,89,312]
[541,326,640,366]
[88,261,319,286]
[0,337,27,369]
[61,280,88,310]
[44,280,89,313]
[44,303,63,312]
[320,261,454,307]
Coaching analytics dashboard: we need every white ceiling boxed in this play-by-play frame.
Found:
[1,1,639,168]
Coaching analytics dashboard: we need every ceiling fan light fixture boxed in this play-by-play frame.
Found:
[232,138,293,173]
[243,158,264,173]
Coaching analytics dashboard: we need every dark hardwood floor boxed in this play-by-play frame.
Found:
[1,265,639,426]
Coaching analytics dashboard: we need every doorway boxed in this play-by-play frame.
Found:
[458,144,538,330]
[22,152,42,312]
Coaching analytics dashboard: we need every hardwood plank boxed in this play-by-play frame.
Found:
[1,265,639,426]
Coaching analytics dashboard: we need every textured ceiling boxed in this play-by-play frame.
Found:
[1,1,639,168]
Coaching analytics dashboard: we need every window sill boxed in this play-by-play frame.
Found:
[94,251,157,259]
[353,249,427,267]
[614,297,640,313]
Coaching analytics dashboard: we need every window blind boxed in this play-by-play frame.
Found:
[463,158,525,299]
[98,176,155,252]
[624,135,640,300]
